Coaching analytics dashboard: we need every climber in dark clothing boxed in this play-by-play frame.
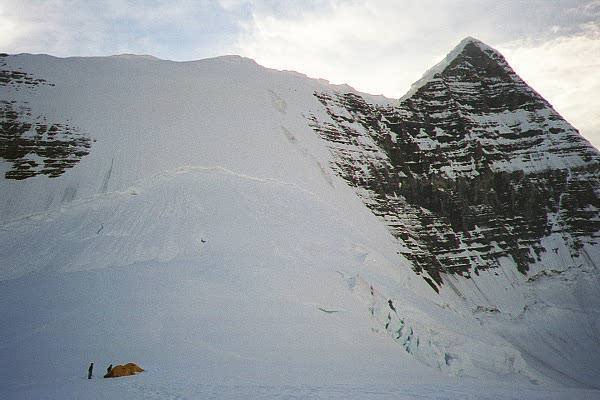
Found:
[88,362,94,379]
[106,364,113,375]
[388,299,396,312]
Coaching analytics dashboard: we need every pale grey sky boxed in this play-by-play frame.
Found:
[1,0,599,148]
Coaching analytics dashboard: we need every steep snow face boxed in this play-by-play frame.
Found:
[0,167,435,384]
[0,44,599,399]
[0,53,339,220]
[0,52,542,398]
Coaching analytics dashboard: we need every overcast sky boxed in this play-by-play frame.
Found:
[1,0,599,148]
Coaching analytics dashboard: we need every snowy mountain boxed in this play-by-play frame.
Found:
[308,36,600,387]
[1,39,599,399]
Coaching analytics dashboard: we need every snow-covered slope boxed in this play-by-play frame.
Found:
[1,40,599,399]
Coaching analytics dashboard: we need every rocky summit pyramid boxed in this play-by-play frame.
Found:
[309,37,599,287]
[1,38,599,398]
[307,38,600,387]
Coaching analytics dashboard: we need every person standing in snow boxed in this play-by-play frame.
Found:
[388,299,396,312]
[88,362,94,379]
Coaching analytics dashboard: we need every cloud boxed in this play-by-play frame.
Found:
[232,1,463,96]
[0,2,31,49]
[0,0,247,59]
[500,29,600,149]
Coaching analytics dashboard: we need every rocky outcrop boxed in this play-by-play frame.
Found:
[309,38,600,290]
[0,54,92,180]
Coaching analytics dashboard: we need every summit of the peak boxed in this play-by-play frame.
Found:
[399,37,505,101]
[453,36,498,56]
[461,36,479,42]
[458,36,483,46]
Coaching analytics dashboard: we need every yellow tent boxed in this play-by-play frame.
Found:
[104,363,144,378]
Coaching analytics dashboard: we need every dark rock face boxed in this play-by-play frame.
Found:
[0,65,53,89]
[0,55,91,180]
[309,39,600,289]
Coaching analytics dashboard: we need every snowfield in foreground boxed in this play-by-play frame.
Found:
[2,169,597,399]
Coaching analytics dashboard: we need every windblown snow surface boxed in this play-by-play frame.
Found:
[0,49,599,399]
